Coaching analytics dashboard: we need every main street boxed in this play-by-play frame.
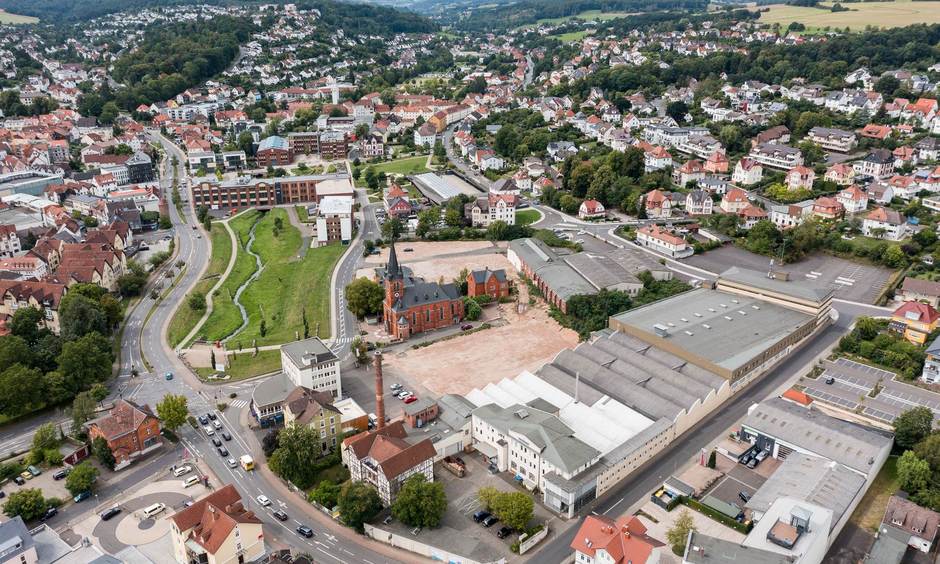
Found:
[107,133,400,563]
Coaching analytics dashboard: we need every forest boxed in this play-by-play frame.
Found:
[108,16,255,109]
[452,0,707,31]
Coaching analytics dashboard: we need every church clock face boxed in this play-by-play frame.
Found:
[394,291,400,298]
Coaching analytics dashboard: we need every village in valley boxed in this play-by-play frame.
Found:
[0,0,936,563]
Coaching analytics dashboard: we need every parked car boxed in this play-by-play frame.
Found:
[297,526,314,538]
[213,420,223,430]
[390,383,402,391]
[217,446,229,457]
[257,495,271,506]
[100,507,122,521]
[461,324,473,331]
[747,458,758,469]
[164,372,173,381]
[212,438,222,447]
[173,465,192,477]
[74,491,91,503]
[222,431,232,441]
[482,515,499,528]
[53,469,69,481]
[755,450,769,463]
[273,510,289,522]
[403,247,414,252]
[12,476,24,485]
[472,511,491,523]
[19,471,31,481]
[203,426,214,436]
[825,376,835,385]
[227,458,237,468]
[738,491,751,503]
[497,526,512,539]
[197,415,209,425]
[41,507,57,521]
[208,413,217,420]
[404,396,418,404]
[27,466,41,477]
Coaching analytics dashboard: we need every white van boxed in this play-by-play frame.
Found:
[203,426,215,436]
[183,476,200,488]
[143,503,166,518]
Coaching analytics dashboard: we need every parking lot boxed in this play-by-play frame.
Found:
[376,453,553,562]
[683,246,896,304]
[802,357,940,425]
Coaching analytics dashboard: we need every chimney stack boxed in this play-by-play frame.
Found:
[374,350,385,430]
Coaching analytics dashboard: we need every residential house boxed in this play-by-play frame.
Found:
[674,159,706,187]
[636,225,693,258]
[749,143,804,170]
[341,420,436,505]
[169,485,265,564]
[704,151,729,174]
[644,146,673,172]
[836,185,868,214]
[644,189,673,218]
[384,184,413,219]
[280,337,341,398]
[571,515,665,564]
[414,123,437,148]
[859,123,892,141]
[770,202,813,230]
[732,157,763,186]
[825,163,856,186]
[0,517,39,564]
[854,149,895,179]
[785,166,815,191]
[720,187,750,213]
[751,125,791,148]
[807,127,857,152]
[467,268,510,300]
[0,225,20,259]
[465,193,517,227]
[0,279,66,335]
[739,204,769,230]
[890,301,940,345]
[579,199,606,219]
[922,335,940,384]
[685,190,713,215]
[86,399,162,471]
[879,495,940,553]
[898,277,940,308]
[283,386,342,454]
[867,182,895,205]
[812,197,843,220]
[862,207,908,240]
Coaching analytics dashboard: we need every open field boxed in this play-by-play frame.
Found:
[757,1,940,30]
[0,10,38,24]
[233,208,345,346]
[528,9,637,26]
[553,30,591,42]
[167,225,234,347]
[202,211,261,342]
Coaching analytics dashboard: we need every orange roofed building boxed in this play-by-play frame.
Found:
[86,399,162,470]
[570,514,665,564]
[170,484,265,564]
[341,420,436,505]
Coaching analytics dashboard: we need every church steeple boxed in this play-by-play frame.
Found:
[385,240,401,281]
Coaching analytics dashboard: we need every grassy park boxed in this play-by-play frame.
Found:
[201,210,262,342]
[227,208,346,347]
[516,209,542,226]
[757,1,940,31]
[356,155,430,187]
[167,224,233,347]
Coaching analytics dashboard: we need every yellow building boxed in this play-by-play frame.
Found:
[170,484,264,564]
[891,301,940,345]
[283,386,342,454]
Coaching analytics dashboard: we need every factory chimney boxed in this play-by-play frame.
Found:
[374,351,385,430]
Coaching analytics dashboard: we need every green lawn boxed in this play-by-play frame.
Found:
[516,209,541,226]
[167,225,234,347]
[849,455,898,532]
[296,205,313,223]
[553,30,590,42]
[198,349,282,381]
[0,10,38,24]
[357,156,430,186]
[229,209,346,347]
[202,211,262,342]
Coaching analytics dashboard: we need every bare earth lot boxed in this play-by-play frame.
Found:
[384,301,578,396]
[683,245,895,304]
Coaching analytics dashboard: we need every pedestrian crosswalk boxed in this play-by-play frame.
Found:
[229,399,249,408]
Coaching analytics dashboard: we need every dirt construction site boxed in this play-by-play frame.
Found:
[360,241,579,396]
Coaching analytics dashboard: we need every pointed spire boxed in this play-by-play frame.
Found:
[386,239,400,280]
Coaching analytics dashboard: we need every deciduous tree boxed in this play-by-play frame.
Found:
[338,482,382,531]
[345,278,385,319]
[156,394,189,432]
[667,510,697,555]
[895,407,934,450]
[65,462,99,496]
[392,474,447,528]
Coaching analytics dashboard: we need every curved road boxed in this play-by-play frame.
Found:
[112,133,401,563]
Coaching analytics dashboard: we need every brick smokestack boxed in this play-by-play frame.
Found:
[374,351,385,430]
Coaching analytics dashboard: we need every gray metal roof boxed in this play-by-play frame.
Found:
[411,173,463,202]
[438,394,476,431]
[281,337,337,370]
[746,452,865,531]
[563,252,643,291]
[472,403,599,475]
[743,397,893,477]
[251,372,294,408]
[719,266,833,303]
[612,287,815,375]
[863,527,907,564]
[684,532,794,564]
[0,517,33,563]
[606,331,726,390]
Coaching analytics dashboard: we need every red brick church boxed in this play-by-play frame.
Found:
[381,242,464,340]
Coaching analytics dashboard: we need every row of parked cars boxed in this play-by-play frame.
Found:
[739,446,770,470]
[390,383,418,404]
[472,510,513,539]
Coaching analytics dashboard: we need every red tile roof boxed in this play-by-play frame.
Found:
[571,515,664,563]
[894,301,940,325]
[170,484,262,555]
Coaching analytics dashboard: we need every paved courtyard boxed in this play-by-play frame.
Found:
[683,245,896,304]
